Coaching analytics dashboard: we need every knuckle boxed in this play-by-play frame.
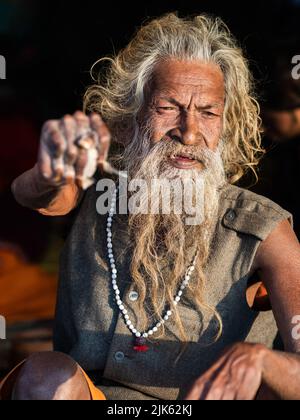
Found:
[90,113,108,128]
[245,365,257,378]
[42,120,57,132]
[68,144,78,155]
[66,148,77,161]
[53,166,64,174]
[73,110,85,118]
[74,111,88,122]
[99,133,111,143]
[62,114,74,125]
[90,112,103,121]
[234,365,248,379]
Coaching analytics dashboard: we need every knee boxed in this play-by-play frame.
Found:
[12,352,90,400]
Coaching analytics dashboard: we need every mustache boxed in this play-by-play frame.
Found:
[148,138,220,166]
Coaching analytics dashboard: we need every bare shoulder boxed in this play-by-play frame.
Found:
[253,219,300,273]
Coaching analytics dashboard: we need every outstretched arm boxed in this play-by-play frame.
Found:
[12,164,82,216]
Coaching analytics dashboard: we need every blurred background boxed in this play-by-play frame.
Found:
[0,0,300,378]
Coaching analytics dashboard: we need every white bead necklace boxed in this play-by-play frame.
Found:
[106,186,198,352]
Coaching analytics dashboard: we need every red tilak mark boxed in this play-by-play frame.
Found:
[133,345,149,352]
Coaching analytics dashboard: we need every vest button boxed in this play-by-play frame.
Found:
[129,291,139,302]
[225,209,237,222]
[114,351,125,362]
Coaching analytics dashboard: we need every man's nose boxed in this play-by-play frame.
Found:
[171,112,202,146]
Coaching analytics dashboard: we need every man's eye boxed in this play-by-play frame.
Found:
[158,107,176,111]
[202,111,217,117]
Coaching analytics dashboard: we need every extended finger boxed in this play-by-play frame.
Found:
[42,120,66,182]
[61,115,78,163]
[206,371,238,400]
[37,144,53,180]
[43,120,66,158]
[74,147,89,189]
[60,115,77,183]
[74,111,98,149]
[184,352,232,400]
[74,111,91,134]
[233,366,262,400]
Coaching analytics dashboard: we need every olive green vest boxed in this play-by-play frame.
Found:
[54,182,292,400]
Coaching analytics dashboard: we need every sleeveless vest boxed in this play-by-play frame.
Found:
[54,182,292,400]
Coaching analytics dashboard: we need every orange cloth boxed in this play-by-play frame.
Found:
[246,272,271,312]
[0,249,57,324]
[0,360,106,400]
[80,369,106,400]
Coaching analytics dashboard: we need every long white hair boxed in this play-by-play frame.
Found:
[84,12,264,183]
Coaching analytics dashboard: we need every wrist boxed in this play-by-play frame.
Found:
[31,164,65,193]
[12,164,64,209]
[255,343,272,381]
[242,343,269,376]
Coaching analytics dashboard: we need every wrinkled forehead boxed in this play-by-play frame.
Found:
[146,59,225,105]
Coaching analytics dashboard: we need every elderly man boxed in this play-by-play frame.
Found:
[1,13,300,400]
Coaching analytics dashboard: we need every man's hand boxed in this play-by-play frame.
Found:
[184,343,266,400]
[38,111,111,189]
[12,111,112,215]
